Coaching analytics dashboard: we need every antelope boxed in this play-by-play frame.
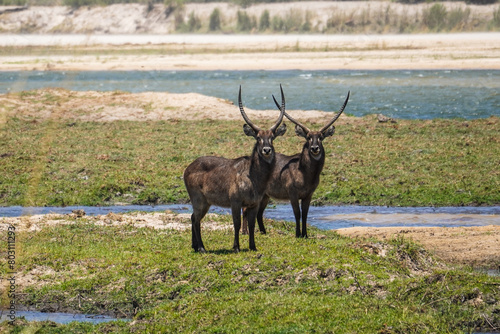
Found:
[183,86,286,253]
[243,87,350,238]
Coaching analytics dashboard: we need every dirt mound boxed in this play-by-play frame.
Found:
[0,88,334,123]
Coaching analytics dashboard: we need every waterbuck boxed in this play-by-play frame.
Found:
[243,87,350,238]
[183,86,286,252]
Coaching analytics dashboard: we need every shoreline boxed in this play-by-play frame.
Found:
[1,32,500,71]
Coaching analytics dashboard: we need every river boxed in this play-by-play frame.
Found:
[1,69,499,119]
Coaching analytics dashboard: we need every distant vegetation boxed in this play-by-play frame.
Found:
[174,1,500,34]
[0,0,499,5]
[1,0,499,33]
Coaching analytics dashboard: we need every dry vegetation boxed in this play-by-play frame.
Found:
[0,1,499,34]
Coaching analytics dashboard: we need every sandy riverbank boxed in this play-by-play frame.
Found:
[1,32,500,71]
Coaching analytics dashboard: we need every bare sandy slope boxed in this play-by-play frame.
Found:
[337,225,500,268]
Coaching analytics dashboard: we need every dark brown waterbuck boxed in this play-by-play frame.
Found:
[244,87,350,238]
[183,86,286,252]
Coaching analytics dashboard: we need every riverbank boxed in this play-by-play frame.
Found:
[1,32,500,70]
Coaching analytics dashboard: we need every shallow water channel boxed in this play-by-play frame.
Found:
[0,310,126,324]
[2,204,500,229]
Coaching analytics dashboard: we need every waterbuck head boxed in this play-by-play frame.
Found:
[239,86,287,164]
[273,87,350,161]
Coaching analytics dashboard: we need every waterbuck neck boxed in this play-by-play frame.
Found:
[250,144,275,191]
[299,141,325,179]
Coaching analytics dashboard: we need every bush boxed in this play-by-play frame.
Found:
[493,6,500,27]
[271,15,284,31]
[282,8,303,32]
[447,7,470,30]
[259,9,270,31]
[423,3,448,31]
[187,11,201,31]
[237,10,255,31]
[209,7,221,31]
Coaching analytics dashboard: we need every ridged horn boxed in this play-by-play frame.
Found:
[269,84,286,133]
[319,91,350,134]
[272,85,311,134]
[238,85,261,132]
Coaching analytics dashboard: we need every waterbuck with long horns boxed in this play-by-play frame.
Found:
[183,86,286,252]
[243,87,349,238]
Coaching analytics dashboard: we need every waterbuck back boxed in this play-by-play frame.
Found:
[183,86,286,252]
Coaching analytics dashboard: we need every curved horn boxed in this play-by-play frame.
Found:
[269,84,286,132]
[319,91,350,134]
[273,93,311,134]
[239,85,261,132]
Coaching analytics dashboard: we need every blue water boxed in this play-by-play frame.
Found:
[1,70,499,120]
[2,204,499,230]
[0,310,127,324]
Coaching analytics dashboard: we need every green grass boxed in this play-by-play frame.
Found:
[0,110,499,207]
[1,216,499,333]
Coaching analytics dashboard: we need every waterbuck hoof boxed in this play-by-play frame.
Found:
[233,247,240,253]
[195,247,206,253]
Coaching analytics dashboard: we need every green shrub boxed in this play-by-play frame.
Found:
[209,7,221,31]
[237,10,255,31]
[493,6,500,27]
[271,15,284,31]
[326,11,348,32]
[282,8,303,32]
[423,3,448,31]
[187,11,201,31]
[447,7,470,30]
[259,9,270,31]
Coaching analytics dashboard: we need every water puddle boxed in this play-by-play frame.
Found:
[1,205,499,229]
[0,310,127,324]
[477,269,500,277]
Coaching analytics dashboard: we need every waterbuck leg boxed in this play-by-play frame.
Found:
[301,195,313,238]
[191,202,209,252]
[231,202,243,252]
[290,198,302,238]
[256,195,269,234]
[246,207,258,251]
[242,208,249,235]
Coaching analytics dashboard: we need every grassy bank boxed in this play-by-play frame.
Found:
[1,214,499,333]
[0,107,498,207]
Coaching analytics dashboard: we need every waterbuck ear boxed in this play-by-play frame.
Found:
[323,126,336,138]
[274,123,287,137]
[295,125,308,138]
[243,124,257,138]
